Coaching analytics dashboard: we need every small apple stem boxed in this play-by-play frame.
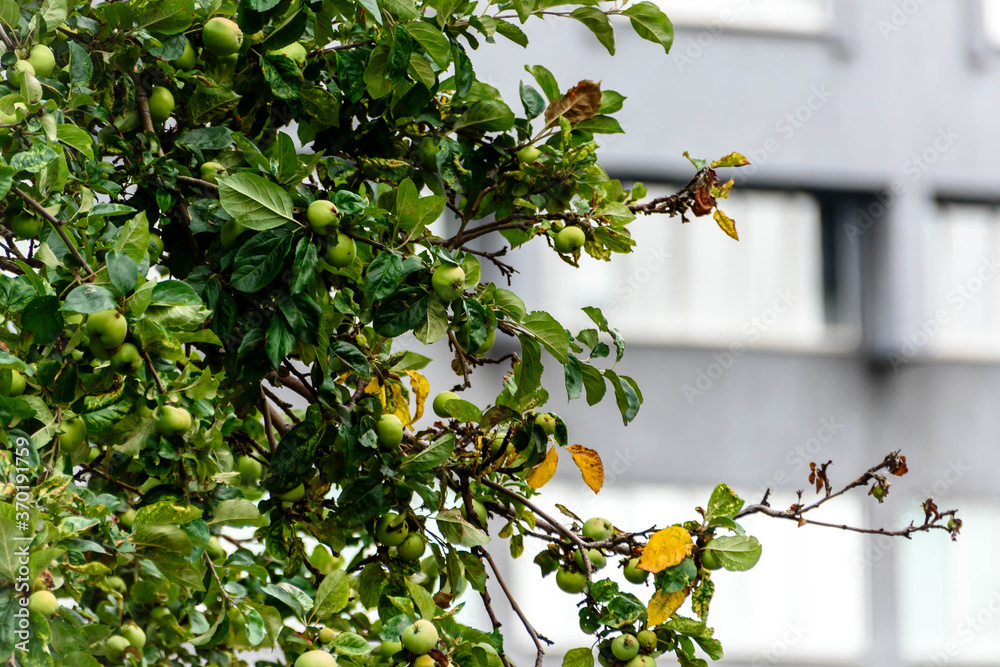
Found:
[13,187,95,277]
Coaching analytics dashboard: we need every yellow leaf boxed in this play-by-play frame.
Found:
[637,526,693,573]
[714,209,739,241]
[385,383,411,426]
[647,590,686,626]
[567,445,604,494]
[405,371,430,423]
[526,447,559,489]
[364,377,381,395]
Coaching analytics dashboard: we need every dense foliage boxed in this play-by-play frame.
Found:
[0,1,959,666]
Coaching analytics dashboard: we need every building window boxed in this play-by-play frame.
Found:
[923,202,1000,356]
[656,0,834,35]
[531,185,836,349]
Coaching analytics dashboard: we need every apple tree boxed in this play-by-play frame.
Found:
[0,0,961,666]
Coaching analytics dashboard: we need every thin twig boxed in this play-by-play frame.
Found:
[12,187,94,276]
[478,547,551,667]
[140,348,166,395]
[0,23,15,50]
[261,394,277,455]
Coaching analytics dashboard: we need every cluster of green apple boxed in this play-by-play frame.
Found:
[510,142,591,255]
[29,589,143,663]
[307,197,358,270]
[3,43,54,106]
[598,630,662,667]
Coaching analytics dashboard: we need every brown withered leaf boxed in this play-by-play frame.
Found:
[544,80,602,127]
[691,185,715,217]
[889,453,909,476]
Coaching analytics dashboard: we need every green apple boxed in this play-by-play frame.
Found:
[58,417,86,452]
[636,630,657,652]
[375,511,409,547]
[432,391,459,418]
[374,640,401,658]
[269,42,308,67]
[611,634,640,661]
[8,59,34,86]
[119,509,137,529]
[397,533,426,561]
[149,233,164,257]
[111,343,142,374]
[700,548,722,571]
[105,635,131,662]
[555,566,587,594]
[121,622,146,649]
[87,309,128,349]
[475,327,496,355]
[582,517,613,542]
[574,548,607,571]
[276,483,305,502]
[430,264,465,302]
[623,558,648,584]
[10,212,43,239]
[325,233,357,268]
[27,590,58,617]
[150,606,173,621]
[625,656,655,667]
[106,575,127,593]
[307,199,339,235]
[200,161,227,184]
[534,413,556,436]
[155,405,192,436]
[554,226,586,253]
[5,369,25,396]
[413,655,435,667]
[516,145,541,164]
[172,38,197,70]
[318,626,336,644]
[400,619,438,655]
[309,544,342,574]
[295,650,338,667]
[202,17,244,57]
[236,456,263,484]
[148,86,175,123]
[221,219,246,249]
[375,413,403,448]
[27,44,56,78]
[207,536,226,560]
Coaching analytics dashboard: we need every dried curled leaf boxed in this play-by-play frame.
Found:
[543,79,602,127]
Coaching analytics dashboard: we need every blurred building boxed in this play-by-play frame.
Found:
[446,1,1000,665]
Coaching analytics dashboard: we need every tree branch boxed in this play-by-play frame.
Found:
[477,547,552,667]
[12,187,94,277]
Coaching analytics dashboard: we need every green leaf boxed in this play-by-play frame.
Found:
[525,64,559,102]
[262,405,323,494]
[357,0,382,25]
[245,608,266,646]
[604,369,641,424]
[231,230,293,293]
[706,484,744,520]
[291,238,319,294]
[519,81,545,119]
[579,363,606,406]
[106,251,138,296]
[570,7,615,55]
[66,41,92,84]
[130,0,194,34]
[132,524,193,553]
[312,570,351,619]
[217,173,296,231]
[522,311,569,362]
[365,252,404,302]
[210,499,261,526]
[373,289,429,337]
[261,54,304,99]
[436,509,490,547]
[0,0,19,30]
[61,285,116,314]
[38,0,68,27]
[563,647,595,667]
[329,632,372,655]
[134,501,203,525]
[188,85,241,124]
[407,20,451,67]
[399,433,454,473]
[453,100,516,133]
[564,354,583,400]
[622,1,673,54]
[703,535,762,572]
[56,124,94,159]
[175,126,234,151]
[21,296,63,344]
